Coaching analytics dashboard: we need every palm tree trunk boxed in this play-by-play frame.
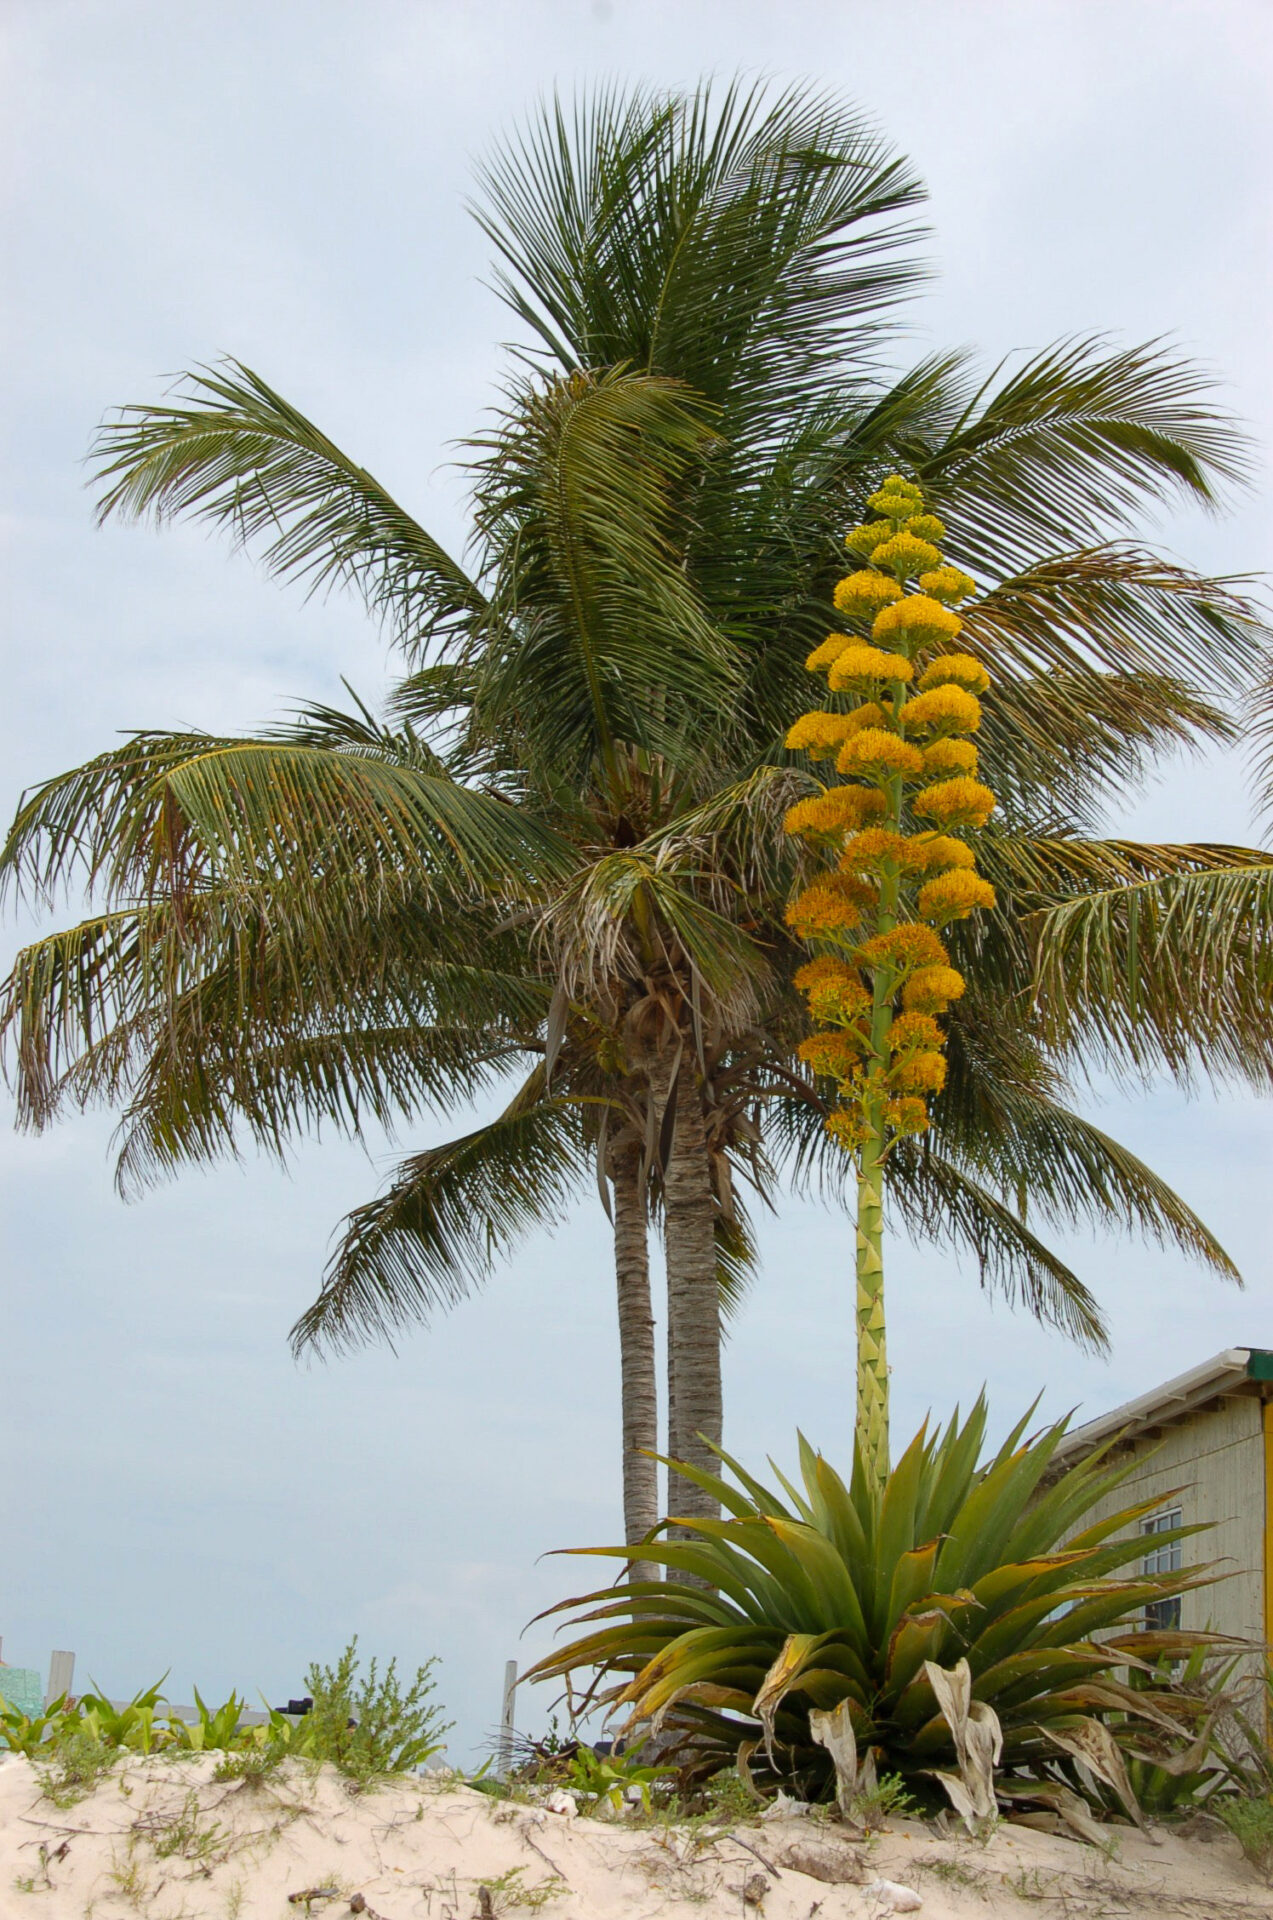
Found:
[662,1061,722,1528]
[608,1138,659,1582]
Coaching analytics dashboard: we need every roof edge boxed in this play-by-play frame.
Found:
[1053,1348,1272,1464]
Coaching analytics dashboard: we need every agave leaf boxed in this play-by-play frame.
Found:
[1042,1718,1150,1835]
[924,1659,1002,1825]
[753,1633,826,1764]
[808,1699,862,1817]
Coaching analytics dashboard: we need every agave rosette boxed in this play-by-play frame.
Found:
[527,1402,1226,1790]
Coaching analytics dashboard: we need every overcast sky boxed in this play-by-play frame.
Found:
[2,0,1272,1761]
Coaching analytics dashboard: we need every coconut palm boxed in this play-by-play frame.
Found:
[4,79,1272,1552]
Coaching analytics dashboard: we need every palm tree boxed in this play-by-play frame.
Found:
[4,79,1271,1546]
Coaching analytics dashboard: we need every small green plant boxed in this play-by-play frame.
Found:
[139,1790,231,1868]
[35,1730,119,1806]
[475,1866,567,1910]
[299,1638,451,1784]
[0,1693,79,1756]
[77,1679,170,1753]
[851,1770,916,1830]
[1216,1795,1273,1882]
[702,1768,760,1824]
[563,1742,663,1812]
[167,1688,253,1752]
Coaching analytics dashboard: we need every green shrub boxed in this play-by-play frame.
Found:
[299,1639,452,1783]
[1217,1796,1273,1881]
[527,1401,1218,1797]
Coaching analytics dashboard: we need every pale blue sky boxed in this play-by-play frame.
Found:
[2,0,1271,1760]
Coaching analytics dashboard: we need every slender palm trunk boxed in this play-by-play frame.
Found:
[608,1138,659,1582]
[662,1062,722,1528]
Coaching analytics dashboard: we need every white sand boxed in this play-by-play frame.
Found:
[1,1749,1270,1918]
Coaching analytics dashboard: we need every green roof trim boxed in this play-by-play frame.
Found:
[1245,1350,1273,1381]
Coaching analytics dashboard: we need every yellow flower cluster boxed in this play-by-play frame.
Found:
[844,520,895,558]
[783,787,886,837]
[872,594,963,649]
[902,964,966,1014]
[837,729,925,780]
[921,738,979,778]
[916,868,997,925]
[826,643,913,690]
[885,1010,944,1055]
[833,571,905,620]
[784,710,855,758]
[786,872,879,937]
[908,833,977,875]
[884,1095,930,1136]
[892,1050,948,1095]
[873,530,943,579]
[919,565,976,605]
[782,472,998,1157]
[918,653,990,695]
[838,828,920,874]
[799,1031,868,1081]
[868,476,924,520]
[853,922,949,973]
[902,684,983,734]
[805,633,852,672]
[794,955,870,1022]
[912,776,997,829]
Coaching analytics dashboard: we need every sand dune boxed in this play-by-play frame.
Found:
[1,1749,1270,1918]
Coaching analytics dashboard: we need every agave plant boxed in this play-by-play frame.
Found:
[526,1403,1225,1795]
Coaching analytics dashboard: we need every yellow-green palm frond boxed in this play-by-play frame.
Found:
[91,360,484,655]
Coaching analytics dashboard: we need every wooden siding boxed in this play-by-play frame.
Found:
[1068,1393,1265,1647]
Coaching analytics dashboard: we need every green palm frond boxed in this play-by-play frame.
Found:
[543,842,770,1016]
[91,361,484,654]
[887,1146,1108,1351]
[1029,856,1273,1085]
[471,79,927,410]
[962,547,1267,697]
[979,672,1232,830]
[1,732,574,915]
[914,337,1251,574]
[110,1021,531,1198]
[290,1077,597,1354]
[467,366,739,785]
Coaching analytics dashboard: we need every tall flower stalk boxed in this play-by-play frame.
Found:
[785,475,997,1484]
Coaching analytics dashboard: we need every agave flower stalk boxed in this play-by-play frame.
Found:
[784,476,997,1483]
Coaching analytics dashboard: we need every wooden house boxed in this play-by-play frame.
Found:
[1052,1346,1273,1655]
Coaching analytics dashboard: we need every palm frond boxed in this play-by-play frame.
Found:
[914,337,1252,574]
[962,547,1268,699]
[1029,856,1273,1085]
[467,366,740,786]
[471,78,927,416]
[885,1146,1108,1352]
[290,1077,596,1354]
[92,361,484,654]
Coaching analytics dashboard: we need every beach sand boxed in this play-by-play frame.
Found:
[1,1749,1270,1917]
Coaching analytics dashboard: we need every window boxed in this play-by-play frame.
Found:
[1140,1508,1182,1632]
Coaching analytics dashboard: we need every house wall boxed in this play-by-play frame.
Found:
[1068,1393,1265,1649]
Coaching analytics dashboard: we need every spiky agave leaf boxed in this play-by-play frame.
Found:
[525,1409,1229,1791]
